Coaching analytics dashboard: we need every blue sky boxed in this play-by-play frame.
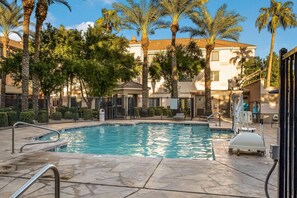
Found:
[26,0,297,58]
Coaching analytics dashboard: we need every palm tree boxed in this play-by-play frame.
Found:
[182,4,245,115]
[229,47,253,77]
[32,0,70,118]
[0,0,11,9]
[113,0,167,116]
[21,0,35,111]
[160,0,207,98]
[95,8,121,33]
[256,0,296,88]
[0,2,22,108]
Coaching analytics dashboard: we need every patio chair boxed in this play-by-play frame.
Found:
[173,113,185,120]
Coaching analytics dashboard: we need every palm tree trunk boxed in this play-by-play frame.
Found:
[141,35,149,116]
[266,30,276,88]
[21,0,35,111]
[1,35,9,108]
[171,24,178,98]
[205,45,214,116]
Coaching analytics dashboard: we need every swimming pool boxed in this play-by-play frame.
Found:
[40,123,232,160]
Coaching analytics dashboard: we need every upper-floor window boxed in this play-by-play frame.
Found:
[211,51,219,61]
[210,71,220,81]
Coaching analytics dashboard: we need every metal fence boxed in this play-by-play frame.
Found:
[279,47,297,197]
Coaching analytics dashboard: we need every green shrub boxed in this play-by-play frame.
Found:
[56,106,68,117]
[69,107,78,113]
[37,110,48,123]
[64,111,73,119]
[93,110,98,119]
[79,107,88,118]
[0,107,13,112]
[0,112,8,127]
[155,107,162,116]
[167,109,173,117]
[83,109,93,120]
[73,113,79,120]
[134,107,141,117]
[7,111,17,126]
[162,108,168,116]
[20,111,34,123]
[51,112,62,120]
[148,107,155,117]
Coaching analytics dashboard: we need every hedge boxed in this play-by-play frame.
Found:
[20,111,34,124]
[7,111,17,126]
[64,111,73,119]
[148,107,155,117]
[83,109,93,120]
[51,112,62,120]
[37,110,48,123]
[0,112,8,127]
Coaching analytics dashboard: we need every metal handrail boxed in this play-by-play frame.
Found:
[10,164,60,198]
[12,121,61,154]
[207,112,221,126]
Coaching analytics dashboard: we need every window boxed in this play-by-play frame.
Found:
[149,98,160,107]
[210,71,220,81]
[211,51,219,61]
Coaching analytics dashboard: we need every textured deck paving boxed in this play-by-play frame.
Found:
[0,121,278,197]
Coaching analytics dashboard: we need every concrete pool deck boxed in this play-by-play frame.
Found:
[0,120,278,197]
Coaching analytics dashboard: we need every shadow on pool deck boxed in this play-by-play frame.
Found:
[0,121,278,198]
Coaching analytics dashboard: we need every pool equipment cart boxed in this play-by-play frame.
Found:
[228,94,266,156]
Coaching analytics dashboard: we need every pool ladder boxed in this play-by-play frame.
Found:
[11,121,61,154]
[10,164,60,198]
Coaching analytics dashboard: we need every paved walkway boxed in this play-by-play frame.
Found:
[0,120,278,197]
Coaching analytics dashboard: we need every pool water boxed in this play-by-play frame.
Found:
[40,123,232,160]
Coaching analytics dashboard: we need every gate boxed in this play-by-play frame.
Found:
[279,48,297,197]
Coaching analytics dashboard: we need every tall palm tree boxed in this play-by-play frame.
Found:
[95,8,121,33]
[0,2,23,108]
[182,4,245,115]
[32,0,70,118]
[256,0,296,88]
[113,0,167,116]
[159,0,207,98]
[21,0,35,111]
[0,0,11,9]
[229,47,253,77]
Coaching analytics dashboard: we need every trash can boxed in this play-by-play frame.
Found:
[99,109,105,121]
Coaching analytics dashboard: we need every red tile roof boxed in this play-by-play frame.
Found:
[130,38,255,51]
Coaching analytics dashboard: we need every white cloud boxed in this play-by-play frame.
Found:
[86,0,116,5]
[66,22,94,32]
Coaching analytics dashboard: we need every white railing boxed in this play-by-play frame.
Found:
[10,164,60,198]
[12,121,60,154]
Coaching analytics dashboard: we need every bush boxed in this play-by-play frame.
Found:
[148,107,155,117]
[64,111,73,119]
[69,107,78,113]
[56,106,68,117]
[20,111,34,123]
[73,113,79,120]
[167,109,173,117]
[0,107,13,112]
[134,107,141,117]
[37,110,48,123]
[0,112,8,127]
[155,107,162,116]
[83,109,93,120]
[93,110,98,119]
[7,111,17,126]
[51,112,62,120]
[162,108,168,116]
[78,107,88,118]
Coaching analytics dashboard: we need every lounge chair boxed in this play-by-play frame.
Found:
[173,113,185,120]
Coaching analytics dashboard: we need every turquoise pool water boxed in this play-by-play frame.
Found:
[40,123,231,160]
